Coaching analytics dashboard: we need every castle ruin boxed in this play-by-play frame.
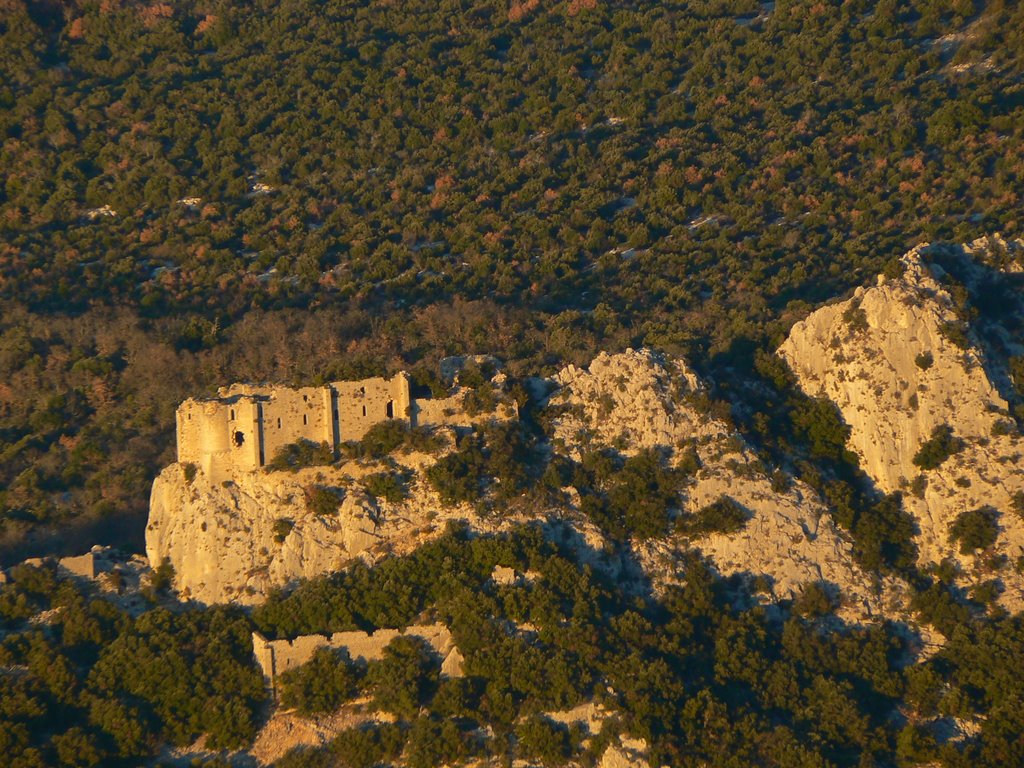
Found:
[176,372,507,483]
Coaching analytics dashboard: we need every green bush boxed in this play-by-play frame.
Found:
[266,440,334,473]
[515,715,573,766]
[362,471,408,503]
[679,495,749,537]
[913,424,965,470]
[344,421,445,460]
[939,321,970,349]
[405,716,476,768]
[915,351,934,370]
[328,724,406,768]
[279,648,363,715]
[793,581,839,618]
[273,518,295,543]
[304,486,342,517]
[949,506,1000,554]
[425,435,487,506]
[366,636,441,717]
[842,301,869,332]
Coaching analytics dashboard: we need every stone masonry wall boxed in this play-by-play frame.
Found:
[176,374,415,481]
[252,623,463,692]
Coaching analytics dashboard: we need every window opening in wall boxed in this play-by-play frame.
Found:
[386,400,394,418]
[230,409,235,420]
[303,415,307,425]
[277,417,282,428]
[233,431,245,447]
[362,405,367,417]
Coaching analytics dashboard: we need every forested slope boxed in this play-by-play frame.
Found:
[1,0,1023,548]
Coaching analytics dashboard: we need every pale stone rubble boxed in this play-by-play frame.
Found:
[548,348,908,621]
[779,237,1024,608]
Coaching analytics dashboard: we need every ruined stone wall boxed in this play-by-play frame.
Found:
[411,391,467,428]
[413,390,518,429]
[174,372,453,480]
[255,387,334,466]
[252,623,461,691]
[58,553,97,579]
[333,373,411,442]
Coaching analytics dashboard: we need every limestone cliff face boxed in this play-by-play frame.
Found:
[779,238,1024,604]
[147,464,388,604]
[549,349,906,620]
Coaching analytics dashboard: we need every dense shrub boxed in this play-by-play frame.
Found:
[405,715,477,768]
[366,636,442,717]
[425,436,488,506]
[515,715,574,767]
[678,495,749,537]
[343,421,443,460]
[361,471,408,503]
[913,425,965,470]
[278,648,363,715]
[266,440,334,473]
[272,518,295,543]
[949,506,1000,554]
[304,486,342,517]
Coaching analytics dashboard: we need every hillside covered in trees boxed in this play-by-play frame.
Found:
[4,523,1024,767]
[2,0,1024,551]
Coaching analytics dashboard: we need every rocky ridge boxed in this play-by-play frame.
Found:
[779,237,1024,607]
[549,349,907,620]
[149,348,909,620]
[147,442,490,605]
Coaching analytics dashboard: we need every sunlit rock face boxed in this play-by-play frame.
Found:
[780,237,1024,608]
[549,348,908,622]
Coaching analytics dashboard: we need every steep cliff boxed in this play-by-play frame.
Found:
[779,237,1024,606]
[146,445,479,605]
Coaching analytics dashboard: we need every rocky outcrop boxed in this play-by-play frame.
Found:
[149,348,914,619]
[148,464,382,603]
[549,349,907,620]
[779,238,1024,606]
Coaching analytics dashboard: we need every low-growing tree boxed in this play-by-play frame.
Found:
[366,636,441,717]
[949,506,1000,554]
[279,648,363,715]
[913,424,965,470]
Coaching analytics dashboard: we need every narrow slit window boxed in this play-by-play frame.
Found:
[303,414,308,425]
[277,417,282,429]
[362,405,367,417]
[230,409,235,420]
